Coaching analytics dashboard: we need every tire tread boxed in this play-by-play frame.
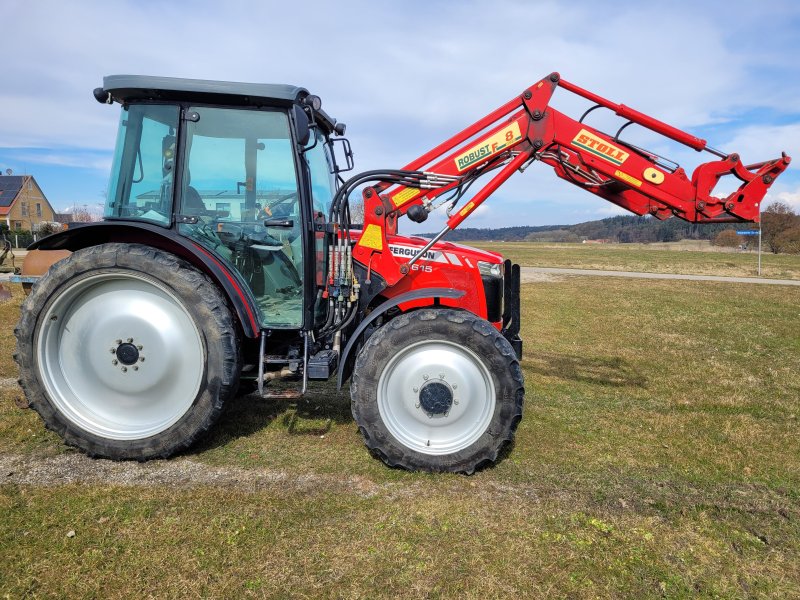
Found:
[14,243,240,461]
[351,308,524,474]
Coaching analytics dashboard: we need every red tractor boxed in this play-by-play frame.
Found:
[14,73,790,473]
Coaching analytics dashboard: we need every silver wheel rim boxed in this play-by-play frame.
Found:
[36,272,205,440]
[377,339,496,455]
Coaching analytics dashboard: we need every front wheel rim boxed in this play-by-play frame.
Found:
[377,339,496,455]
[36,271,205,440]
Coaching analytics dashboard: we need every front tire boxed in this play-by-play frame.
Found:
[351,309,524,474]
[14,243,240,460]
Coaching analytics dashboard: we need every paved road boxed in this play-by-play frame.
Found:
[522,266,800,286]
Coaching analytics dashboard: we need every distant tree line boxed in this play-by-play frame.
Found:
[418,201,800,253]
[421,225,564,242]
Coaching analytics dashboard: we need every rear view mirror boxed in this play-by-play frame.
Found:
[293,105,310,147]
[331,137,355,173]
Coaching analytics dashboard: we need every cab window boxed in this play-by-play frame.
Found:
[104,104,180,226]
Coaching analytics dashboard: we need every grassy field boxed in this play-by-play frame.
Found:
[1,272,799,598]
[470,241,800,280]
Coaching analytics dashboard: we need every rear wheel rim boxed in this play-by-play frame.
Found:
[36,272,205,440]
[377,339,495,455]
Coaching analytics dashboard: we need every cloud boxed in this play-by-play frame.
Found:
[720,123,800,165]
[773,189,800,212]
[1,0,797,227]
[3,150,111,171]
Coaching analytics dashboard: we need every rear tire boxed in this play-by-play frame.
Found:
[14,243,240,460]
[351,308,524,474]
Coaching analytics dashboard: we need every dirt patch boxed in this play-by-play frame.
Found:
[1,452,794,522]
[520,271,561,283]
[0,377,18,390]
[0,453,385,497]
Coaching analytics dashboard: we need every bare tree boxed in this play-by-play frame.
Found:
[775,227,800,254]
[712,229,740,248]
[762,201,799,254]
[70,204,100,223]
[348,198,364,227]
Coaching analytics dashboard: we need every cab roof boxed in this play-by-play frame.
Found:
[100,75,338,132]
[103,75,309,106]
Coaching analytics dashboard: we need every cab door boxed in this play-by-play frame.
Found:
[176,106,305,329]
[300,128,338,328]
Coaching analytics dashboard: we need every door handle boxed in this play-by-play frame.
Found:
[263,219,294,228]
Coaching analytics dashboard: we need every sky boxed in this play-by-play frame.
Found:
[1,0,799,230]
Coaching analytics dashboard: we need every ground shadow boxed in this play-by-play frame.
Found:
[195,380,353,453]
[524,352,648,388]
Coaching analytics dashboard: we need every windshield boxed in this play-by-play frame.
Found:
[304,129,336,216]
[104,104,180,226]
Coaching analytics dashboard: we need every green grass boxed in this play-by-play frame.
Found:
[1,274,799,598]
[469,241,800,280]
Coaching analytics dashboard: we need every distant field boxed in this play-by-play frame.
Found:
[1,269,799,597]
[469,241,800,280]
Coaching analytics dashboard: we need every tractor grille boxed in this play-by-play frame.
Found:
[482,274,503,322]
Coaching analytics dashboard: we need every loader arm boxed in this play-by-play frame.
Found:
[342,72,790,287]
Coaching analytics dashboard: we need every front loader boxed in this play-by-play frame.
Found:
[13,72,789,473]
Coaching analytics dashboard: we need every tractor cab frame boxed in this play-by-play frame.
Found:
[98,75,344,334]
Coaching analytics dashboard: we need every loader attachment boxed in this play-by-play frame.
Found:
[538,77,792,224]
[350,72,791,286]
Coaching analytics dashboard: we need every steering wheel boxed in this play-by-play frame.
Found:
[259,191,298,218]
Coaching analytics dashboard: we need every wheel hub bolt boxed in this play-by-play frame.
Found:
[112,359,118,365]
[121,367,127,373]
[423,374,429,380]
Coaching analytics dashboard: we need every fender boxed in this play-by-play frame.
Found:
[337,287,465,388]
[27,221,261,338]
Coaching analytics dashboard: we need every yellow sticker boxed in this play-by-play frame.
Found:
[614,170,642,188]
[454,122,522,172]
[391,187,420,207]
[359,224,384,251]
[459,201,476,217]
[643,167,665,185]
[572,129,630,166]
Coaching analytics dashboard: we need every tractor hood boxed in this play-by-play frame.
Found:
[383,232,503,267]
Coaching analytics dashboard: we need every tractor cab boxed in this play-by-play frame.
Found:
[99,75,347,330]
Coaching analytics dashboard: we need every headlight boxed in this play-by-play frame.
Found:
[477,260,502,278]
